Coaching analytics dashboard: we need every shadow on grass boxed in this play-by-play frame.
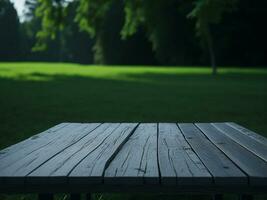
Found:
[0,72,267,200]
[0,72,267,148]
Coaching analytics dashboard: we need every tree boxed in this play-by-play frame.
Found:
[34,0,239,71]
[33,0,65,52]
[21,0,94,63]
[187,0,238,75]
[63,1,94,64]
[0,0,20,61]
[88,0,156,65]
[35,0,157,65]
[120,0,238,71]
[75,0,239,69]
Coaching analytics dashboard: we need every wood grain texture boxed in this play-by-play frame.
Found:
[1,122,267,193]
[0,123,68,161]
[0,123,80,171]
[196,123,267,186]
[104,123,159,185]
[212,123,267,162]
[0,123,101,184]
[69,123,138,184]
[28,123,121,183]
[178,123,247,186]
[227,122,267,147]
[158,123,212,186]
[28,123,138,184]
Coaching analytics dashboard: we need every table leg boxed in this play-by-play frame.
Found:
[86,193,91,200]
[38,193,53,200]
[70,193,81,200]
[212,194,223,200]
[239,194,253,200]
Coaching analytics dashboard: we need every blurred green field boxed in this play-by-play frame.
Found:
[0,62,267,200]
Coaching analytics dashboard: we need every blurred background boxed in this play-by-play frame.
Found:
[1,0,267,66]
[0,0,267,200]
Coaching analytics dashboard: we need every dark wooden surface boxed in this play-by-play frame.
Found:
[0,122,267,194]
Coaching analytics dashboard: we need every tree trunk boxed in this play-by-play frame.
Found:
[206,26,217,75]
[58,30,64,62]
[208,38,216,75]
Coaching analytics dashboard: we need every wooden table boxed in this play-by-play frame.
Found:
[0,123,267,200]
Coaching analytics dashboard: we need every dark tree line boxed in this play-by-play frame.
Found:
[0,0,20,61]
[0,0,266,68]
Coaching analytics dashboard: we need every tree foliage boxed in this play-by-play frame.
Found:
[91,0,155,65]
[33,0,67,51]
[2,0,266,67]
[33,0,239,69]
[75,0,113,37]
[17,0,94,63]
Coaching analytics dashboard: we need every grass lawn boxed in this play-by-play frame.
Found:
[0,62,267,200]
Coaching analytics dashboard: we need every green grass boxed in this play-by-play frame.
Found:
[0,62,267,200]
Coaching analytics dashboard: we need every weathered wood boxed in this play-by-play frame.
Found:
[196,123,267,186]
[158,123,212,186]
[212,123,267,162]
[0,123,101,183]
[1,122,267,195]
[0,123,68,161]
[104,123,159,185]
[69,123,138,183]
[28,123,127,183]
[0,123,82,171]
[35,123,138,184]
[227,122,267,147]
[178,123,247,186]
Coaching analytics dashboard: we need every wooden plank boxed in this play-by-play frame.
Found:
[0,123,68,160]
[29,123,138,184]
[69,123,138,183]
[196,123,267,186]
[227,122,267,147]
[27,123,118,182]
[178,123,247,186]
[158,123,211,186]
[0,123,81,171]
[104,123,159,185]
[0,123,101,184]
[212,123,267,162]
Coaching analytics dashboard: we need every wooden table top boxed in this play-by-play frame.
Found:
[0,122,267,194]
